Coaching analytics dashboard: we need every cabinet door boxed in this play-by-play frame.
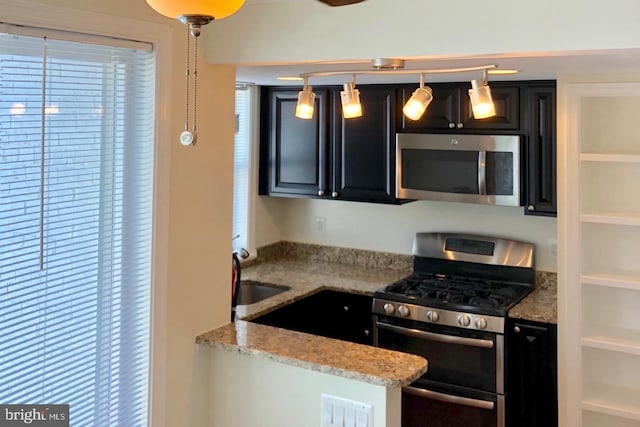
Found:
[507,318,558,427]
[333,85,397,203]
[398,83,458,131]
[259,87,329,197]
[460,85,520,130]
[525,84,557,216]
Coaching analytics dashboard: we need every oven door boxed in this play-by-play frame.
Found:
[374,315,504,393]
[402,379,504,427]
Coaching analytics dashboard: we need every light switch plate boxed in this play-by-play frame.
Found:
[321,394,373,427]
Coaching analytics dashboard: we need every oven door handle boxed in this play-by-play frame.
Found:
[375,321,495,349]
[478,150,487,196]
[404,385,495,410]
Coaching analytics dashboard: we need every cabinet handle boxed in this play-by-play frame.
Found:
[457,123,464,128]
[513,326,521,333]
[318,190,325,196]
[343,305,349,312]
[448,123,455,129]
[527,204,535,211]
[332,191,339,198]
[364,329,370,336]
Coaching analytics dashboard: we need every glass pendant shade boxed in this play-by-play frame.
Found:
[295,87,316,119]
[340,82,362,119]
[145,0,246,20]
[403,86,433,121]
[469,80,496,119]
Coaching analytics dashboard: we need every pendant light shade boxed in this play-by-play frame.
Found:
[295,84,316,120]
[145,0,245,20]
[468,74,496,119]
[403,75,433,121]
[340,81,362,119]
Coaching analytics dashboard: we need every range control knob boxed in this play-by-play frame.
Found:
[383,303,396,315]
[475,317,488,330]
[426,310,440,323]
[457,314,471,327]
[397,305,410,318]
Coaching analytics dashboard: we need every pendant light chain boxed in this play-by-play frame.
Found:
[193,34,198,135]
[184,25,191,132]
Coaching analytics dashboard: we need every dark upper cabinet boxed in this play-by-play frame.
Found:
[332,85,397,203]
[398,82,520,132]
[260,85,399,204]
[524,82,557,216]
[259,87,329,197]
[506,318,558,427]
[260,81,556,213]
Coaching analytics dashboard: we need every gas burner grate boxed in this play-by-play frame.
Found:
[383,272,527,310]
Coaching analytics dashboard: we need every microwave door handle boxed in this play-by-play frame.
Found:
[404,386,496,410]
[478,151,487,195]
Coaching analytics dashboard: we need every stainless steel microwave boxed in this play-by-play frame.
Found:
[396,133,522,206]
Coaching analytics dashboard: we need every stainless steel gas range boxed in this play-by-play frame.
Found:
[372,232,535,427]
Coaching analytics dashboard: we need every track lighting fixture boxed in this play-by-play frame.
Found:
[468,70,496,119]
[296,61,498,122]
[402,74,433,121]
[295,78,315,119]
[340,77,363,119]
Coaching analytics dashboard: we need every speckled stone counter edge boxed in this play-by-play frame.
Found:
[196,321,428,388]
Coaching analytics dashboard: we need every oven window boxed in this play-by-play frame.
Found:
[376,318,498,392]
[401,149,479,194]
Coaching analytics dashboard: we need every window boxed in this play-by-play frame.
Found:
[232,85,256,256]
[0,28,155,426]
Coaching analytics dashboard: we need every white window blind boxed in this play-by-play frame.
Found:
[0,29,154,426]
[233,87,251,254]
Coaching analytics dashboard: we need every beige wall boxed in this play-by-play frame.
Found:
[255,197,558,272]
[207,346,401,427]
[5,1,238,426]
[203,0,640,65]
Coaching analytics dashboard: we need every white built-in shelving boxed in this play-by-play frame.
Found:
[560,82,640,427]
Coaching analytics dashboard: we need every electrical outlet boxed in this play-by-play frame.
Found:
[321,394,373,427]
[315,216,326,233]
[548,238,557,258]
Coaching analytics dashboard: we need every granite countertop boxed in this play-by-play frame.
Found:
[508,271,557,324]
[197,320,428,387]
[196,242,556,389]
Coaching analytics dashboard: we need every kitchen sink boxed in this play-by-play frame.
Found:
[235,280,290,305]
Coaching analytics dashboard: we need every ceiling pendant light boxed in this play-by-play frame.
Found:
[340,77,362,119]
[295,78,316,120]
[145,0,246,146]
[403,74,433,121]
[468,70,496,119]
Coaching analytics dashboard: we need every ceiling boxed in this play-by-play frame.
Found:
[235,49,640,87]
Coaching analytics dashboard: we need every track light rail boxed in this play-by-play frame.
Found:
[300,64,497,79]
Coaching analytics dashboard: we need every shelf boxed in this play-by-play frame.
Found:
[583,383,640,421]
[582,274,640,290]
[581,153,640,163]
[581,213,640,226]
[582,327,640,356]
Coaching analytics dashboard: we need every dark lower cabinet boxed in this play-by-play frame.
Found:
[506,318,558,427]
[250,289,373,345]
